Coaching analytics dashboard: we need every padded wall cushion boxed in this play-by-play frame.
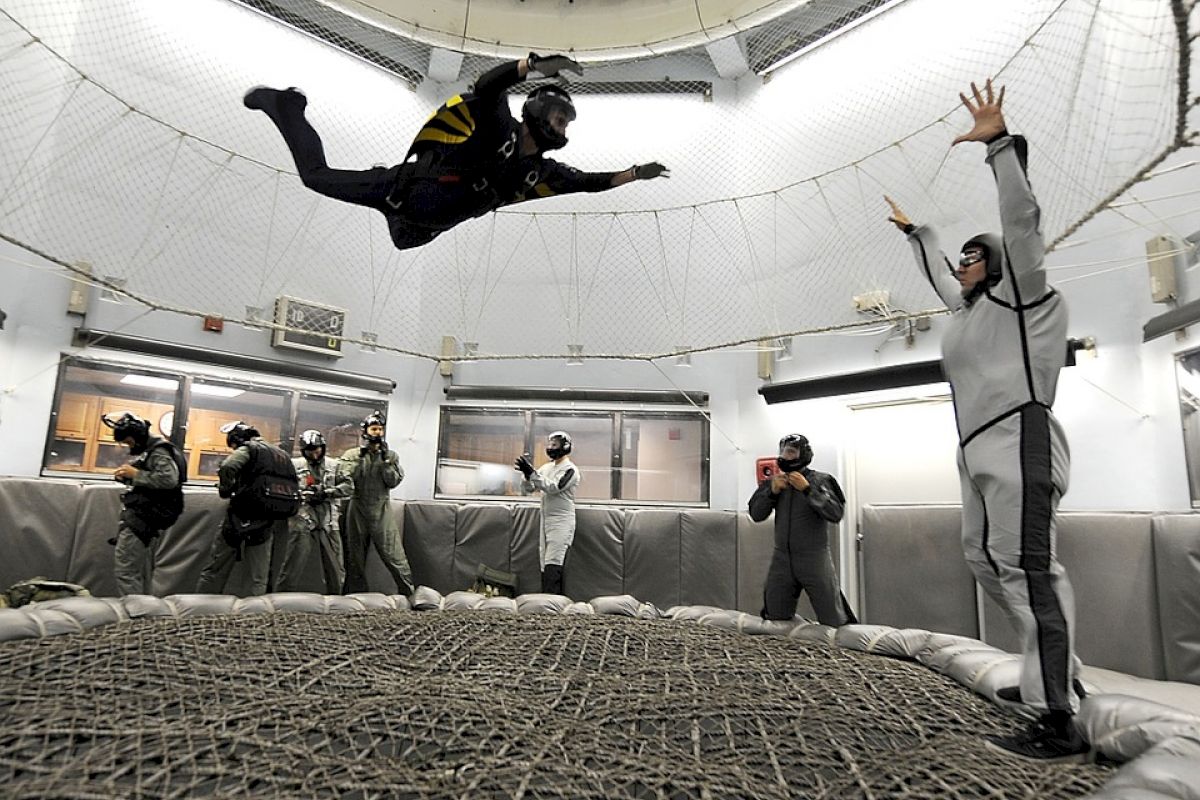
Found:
[679,511,737,610]
[510,505,542,595]
[1151,514,1200,684]
[1057,513,1163,680]
[623,509,681,609]
[860,505,977,637]
[517,594,572,614]
[153,489,229,596]
[0,478,83,592]
[563,507,624,602]
[403,502,457,593]
[735,513,773,615]
[453,503,515,592]
[1085,731,1200,800]
[443,590,486,611]
[67,483,124,596]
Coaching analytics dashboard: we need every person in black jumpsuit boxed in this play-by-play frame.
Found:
[243,54,669,250]
[748,434,857,627]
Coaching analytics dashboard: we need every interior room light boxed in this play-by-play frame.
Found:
[120,374,178,391]
[191,384,246,398]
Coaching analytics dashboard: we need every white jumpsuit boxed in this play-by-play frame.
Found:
[524,458,580,593]
[906,134,1079,715]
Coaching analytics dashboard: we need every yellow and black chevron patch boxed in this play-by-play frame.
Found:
[415,95,477,145]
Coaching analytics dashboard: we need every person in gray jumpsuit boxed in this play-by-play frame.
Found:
[886,79,1087,761]
[276,430,352,593]
[339,412,412,595]
[515,431,579,595]
[748,433,856,627]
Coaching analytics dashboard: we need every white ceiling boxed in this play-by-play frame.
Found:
[324,0,804,60]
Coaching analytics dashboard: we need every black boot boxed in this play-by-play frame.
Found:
[243,86,307,117]
[541,564,565,596]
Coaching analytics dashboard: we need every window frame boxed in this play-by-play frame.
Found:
[434,404,711,507]
[41,355,388,484]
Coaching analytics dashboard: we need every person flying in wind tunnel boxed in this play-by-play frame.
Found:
[885,80,1087,762]
[748,434,857,627]
[515,431,579,596]
[243,54,670,251]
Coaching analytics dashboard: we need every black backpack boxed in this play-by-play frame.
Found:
[121,438,188,531]
[232,440,301,521]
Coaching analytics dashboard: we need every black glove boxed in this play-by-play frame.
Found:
[633,162,669,180]
[514,454,535,479]
[307,485,326,504]
[527,52,582,78]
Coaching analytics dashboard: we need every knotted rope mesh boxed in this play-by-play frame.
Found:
[0,0,1192,359]
[0,611,1113,798]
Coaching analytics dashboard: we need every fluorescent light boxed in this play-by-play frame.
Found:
[191,384,245,398]
[119,374,244,398]
[120,374,179,390]
[758,0,912,77]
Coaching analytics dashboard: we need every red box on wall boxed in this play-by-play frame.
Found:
[755,457,777,485]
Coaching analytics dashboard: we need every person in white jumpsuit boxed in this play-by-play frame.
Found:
[886,80,1087,762]
[515,431,579,595]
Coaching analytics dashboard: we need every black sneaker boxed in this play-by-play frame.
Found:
[243,86,307,114]
[995,680,1087,705]
[985,721,1090,763]
[996,685,1022,703]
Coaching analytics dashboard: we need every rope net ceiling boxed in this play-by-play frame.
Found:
[0,611,1115,798]
[0,0,1190,360]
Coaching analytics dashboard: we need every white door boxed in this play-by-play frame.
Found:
[840,395,961,612]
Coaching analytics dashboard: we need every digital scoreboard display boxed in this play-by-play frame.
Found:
[272,295,346,357]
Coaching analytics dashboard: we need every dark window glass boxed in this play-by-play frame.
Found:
[619,415,706,503]
[184,380,290,482]
[437,410,526,497]
[45,361,180,478]
[293,394,383,458]
[531,413,612,501]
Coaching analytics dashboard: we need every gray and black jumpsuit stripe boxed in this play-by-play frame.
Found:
[906,134,1079,715]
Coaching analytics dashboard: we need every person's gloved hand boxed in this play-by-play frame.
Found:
[633,162,670,180]
[307,485,326,504]
[514,454,535,479]
[528,52,582,78]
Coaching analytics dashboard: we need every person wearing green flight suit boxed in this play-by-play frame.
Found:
[339,411,413,595]
[276,430,353,593]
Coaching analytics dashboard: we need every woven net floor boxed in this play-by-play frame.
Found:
[0,610,1114,799]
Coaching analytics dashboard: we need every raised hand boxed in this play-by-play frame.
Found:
[952,79,1007,146]
[884,195,913,232]
[633,162,670,180]
[528,53,583,78]
[514,454,535,479]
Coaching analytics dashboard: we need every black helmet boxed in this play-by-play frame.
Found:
[958,232,1005,300]
[361,411,386,443]
[522,85,576,152]
[101,412,151,454]
[776,433,813,473]
[220,420,259,449]
[299,429,326,457]
[545,430,573,460]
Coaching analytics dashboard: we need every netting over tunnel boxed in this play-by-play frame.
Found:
[0,611,1114,798]
[0,0,1192,359]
